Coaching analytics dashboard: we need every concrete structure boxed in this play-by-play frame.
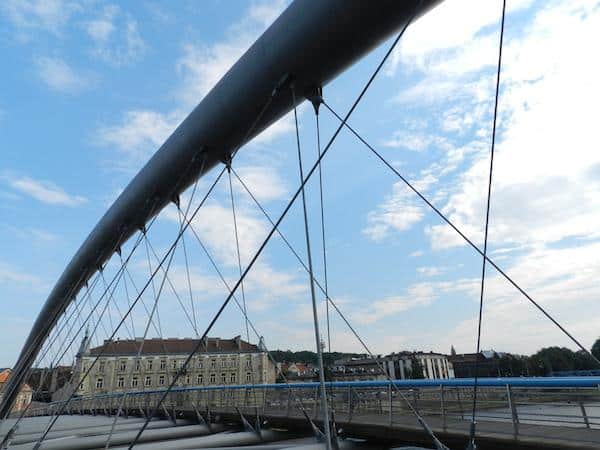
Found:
[385,351,454,380]
[75,336,276,396]
[331,357,387,381]
[0,369,32,412]
[332,352,454,381]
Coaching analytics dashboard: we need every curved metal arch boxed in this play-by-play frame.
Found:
[1,0,442,417]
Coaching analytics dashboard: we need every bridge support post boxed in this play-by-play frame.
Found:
[347,387,353,423]
[313,386,319,420]
[579,402,590,429]
[388,383,393,426]
[286,388,291,417]
[440,385,446,431]
[506,385,519,437]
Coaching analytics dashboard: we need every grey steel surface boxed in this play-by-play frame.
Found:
[1,0,443,417]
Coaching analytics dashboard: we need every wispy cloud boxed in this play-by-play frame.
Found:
[96,110,183,172]
[0,260,42,285]
[84,5,146,67]
[4,175,87,206]
[95,0,290,172]
[0,0,81,38]
[35,56,93,93]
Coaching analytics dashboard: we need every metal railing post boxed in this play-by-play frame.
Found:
[286,387,291,417]
[388,382,393,426]
[313,386,319,419]
[579,402,591,429]
[348,386,353,422]
[440,385,446,431]
[506,385,519,437]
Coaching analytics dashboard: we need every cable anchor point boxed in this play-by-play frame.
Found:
[306,86,323,115]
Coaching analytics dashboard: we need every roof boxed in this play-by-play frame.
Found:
[0,369,32,392]
[88,336,259,356]
[0,368,11,383]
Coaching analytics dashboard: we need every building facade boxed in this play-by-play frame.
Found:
[0,369,33,412]
[75,336,276,397]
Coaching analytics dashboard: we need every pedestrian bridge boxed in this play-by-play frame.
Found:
[24,378,600,449]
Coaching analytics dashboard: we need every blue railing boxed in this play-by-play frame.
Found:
[52,376,600,404]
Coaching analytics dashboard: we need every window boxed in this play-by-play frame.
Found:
[179,360,185,369]
[135,359,141,371]
[221,373,226,384]
[230,373,236,383]
[197,360,203,370]
[197,374,203,385]
[246,372,252,382]
[145,376,152,387]
[221,359,226,368]
[210,373,216,384]
[185,375,190,385]
[246,358,252,368]
[172,360,177,370]
[147,359,153,370]
[210,359,216,369]
[160,360,166,370]
[119,360,127,372]
[96,378,104,389]
[159,375,165,386]
[131,376,138,388]
[117,377,124,388]
[98,361,105,373]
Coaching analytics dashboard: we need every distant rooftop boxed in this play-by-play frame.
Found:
[87,336,259,356]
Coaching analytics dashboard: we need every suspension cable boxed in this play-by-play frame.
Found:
[128,11,418,446]
[322,100,600,368]
[175,211,334,426]
[105,187,200,449]
[292,85,333,450]
[227,167,251,345]
[232,166,448,449]
[33,163,211,444]
[314,100,332,355]
[468,1,506,448]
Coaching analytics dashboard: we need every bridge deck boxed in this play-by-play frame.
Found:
[210,407,600,450]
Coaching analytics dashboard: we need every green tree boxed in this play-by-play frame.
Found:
[592,338,600,361]
[410,357,424,379]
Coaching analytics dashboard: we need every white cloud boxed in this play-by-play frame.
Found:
[352,279,478,326]
[161,191,305,308]
[0,261,42,285]
[0,0,80,37]
[96,110,183,171]
[233,165,287,203]
[84,5,116,43]
[416,266,444,277]
[96,1,290,173]
[176,0,287,105]
[35,56,92,93]
[426,1,600,250]
[4,175,87,206]
[84,5,146,66]
[367,0,600,355]
[363,173,437,241]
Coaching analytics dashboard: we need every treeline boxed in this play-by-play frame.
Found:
[272,338,600,377]
[270,350,368,366]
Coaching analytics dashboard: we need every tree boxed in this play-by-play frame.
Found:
[450,345,457,356]
[592,338,600,361]
[410,357,424,379]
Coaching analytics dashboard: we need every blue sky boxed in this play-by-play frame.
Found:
[1,0,600,368]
